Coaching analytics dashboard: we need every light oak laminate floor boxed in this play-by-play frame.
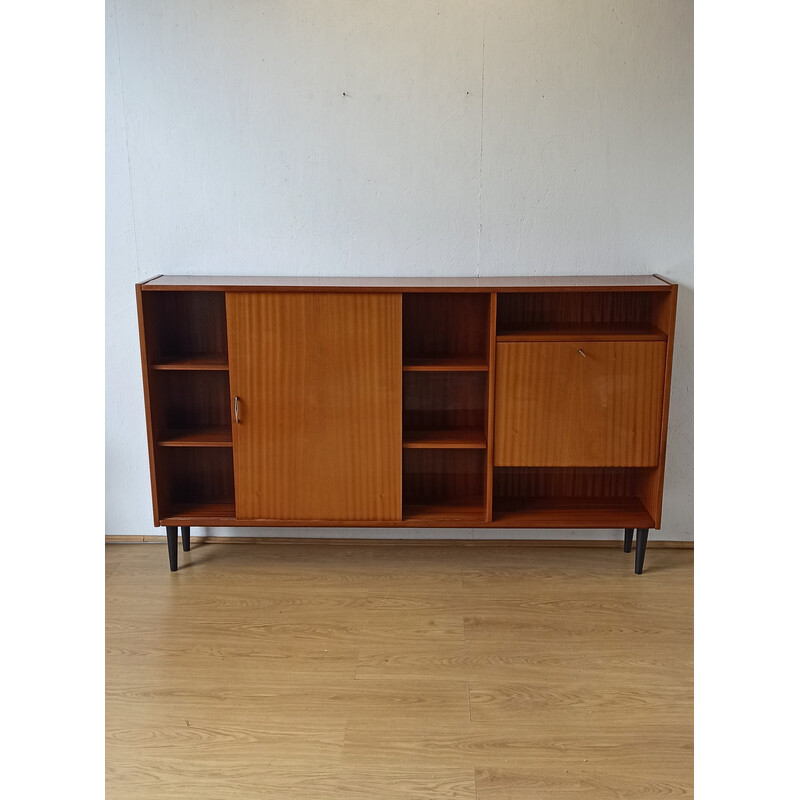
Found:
[106,541,693,799]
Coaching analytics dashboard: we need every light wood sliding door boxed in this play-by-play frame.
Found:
[494,341,666,467]
[227,292,402,520]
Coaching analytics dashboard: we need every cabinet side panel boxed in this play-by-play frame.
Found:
[640,284,679,527]
[136,284,162,526]
[227,292,402,521]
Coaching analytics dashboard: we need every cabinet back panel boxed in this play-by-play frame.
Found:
[496,291,669,334]
[494,467,642,499]
[403,372,487,432]
[155,371,231,435]
[142,291,228,361]
[403,293,490,359]
[403,449,486,502]
[157,448,235,508]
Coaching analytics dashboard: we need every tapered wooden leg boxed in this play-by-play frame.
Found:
[634,528,649,574]
[181,526,191,552]
[623,528,634,553]
[166,526,178,572]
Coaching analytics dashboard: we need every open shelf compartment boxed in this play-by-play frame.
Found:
[403,292,491,366]
[156,447,236,523]
[142,291,229,368]
[496,290,671,341]
[491,467,655,528]
[403,449,486,523]
[402,371,488,448]
[151,370,233,447]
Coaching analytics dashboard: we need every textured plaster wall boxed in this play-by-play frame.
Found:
[106,0,693,540]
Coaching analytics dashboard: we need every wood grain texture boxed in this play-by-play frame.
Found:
[475,765,692,799]
[485,292,498,521]
[494,341,666,467]
[403,371,488,438]
[138,278,677,532]
[403,356,488,371]
[156,448,235,515]
[151,354,229,370]
[494,466,643,499]
[403,292,490,360]
[107,542,692,799]
[140,290,228,363]
[157,427,232,447]
[154,370,232,435]
[491,467,654,527]
[227,292,402,520]
[496,322,667,342]
[495,290,668,336]
[490,498,653,528]
[136,282,161,525]
[138,288,233,524]
[402,449,486,510]
[640,283,679,527]
[403,428,486,449]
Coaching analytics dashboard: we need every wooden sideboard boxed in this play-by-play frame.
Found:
[137,275,678,573]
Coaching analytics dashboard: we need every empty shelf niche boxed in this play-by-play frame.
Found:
[403,292,490,367]
[402,371,487,449]
[496,290,671,341]
[403,449,486,522]
[143,291,229,368]
[492,467,655,528]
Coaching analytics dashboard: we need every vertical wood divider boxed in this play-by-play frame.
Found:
[485,292,498,522]
[641,281,679,527]
[399,292,404,521]
[224,292,237,520]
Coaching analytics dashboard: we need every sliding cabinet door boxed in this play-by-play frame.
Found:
[227,292,402,521]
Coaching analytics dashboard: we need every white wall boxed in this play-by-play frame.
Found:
[106,0,693,540]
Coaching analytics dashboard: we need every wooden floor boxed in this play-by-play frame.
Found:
[106,541,693,799]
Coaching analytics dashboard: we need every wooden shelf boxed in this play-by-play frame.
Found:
[152,354,229,370]
[161,502,236,524]
[491,497,654,528]
[403,357,488,372]
[403,429,486,449]
[403,500,486,524]
[497,323,667,342]
[157,427,233,447]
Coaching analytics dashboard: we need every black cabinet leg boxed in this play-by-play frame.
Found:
[634,528,649,574]
[623,528,634,553]
[166,526,178,572]
[181,526,191,552]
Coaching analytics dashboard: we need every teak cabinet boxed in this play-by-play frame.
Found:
[137,275,678,573]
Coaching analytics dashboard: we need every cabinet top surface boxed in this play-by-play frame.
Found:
[141,275,674,291]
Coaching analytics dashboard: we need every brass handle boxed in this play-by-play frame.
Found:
[234,396,240,423]
[578,349,586,358]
